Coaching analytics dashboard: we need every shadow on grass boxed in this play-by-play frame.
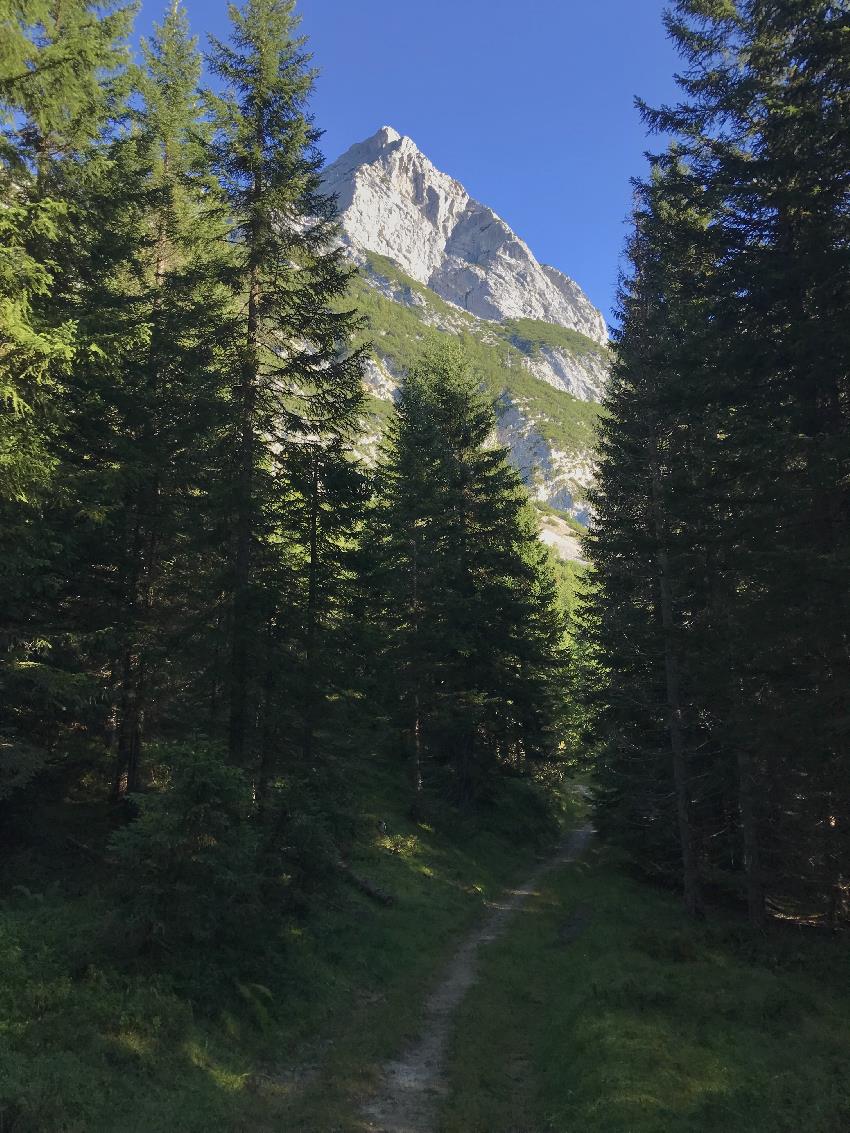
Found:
[441,846,850,1133]
[0,759,579,1132]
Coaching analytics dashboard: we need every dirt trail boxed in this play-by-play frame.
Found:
[362,825,592,1133]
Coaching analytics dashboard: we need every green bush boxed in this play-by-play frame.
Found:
[109,745,264,954]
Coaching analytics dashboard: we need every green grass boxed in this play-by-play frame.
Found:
[6,765,848,1133]
[358,390,395,434]
[501,316,608,362]
[0,759,569,1132]
[348,254,602,459]
[360,252,608,364]
[534,499,588,535]
[362,250,479,328]
[441,848,850,1133]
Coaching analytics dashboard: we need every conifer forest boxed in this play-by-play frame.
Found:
[1,3,849,1131]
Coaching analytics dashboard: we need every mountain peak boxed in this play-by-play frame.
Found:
[323,128,607,346]
[375,124,402,145]
[328,125,407,176]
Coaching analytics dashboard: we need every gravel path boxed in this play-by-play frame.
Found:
[361,825,593,1133]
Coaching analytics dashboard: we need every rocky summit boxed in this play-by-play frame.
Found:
[324,126,611,531]
[323,126,607,346]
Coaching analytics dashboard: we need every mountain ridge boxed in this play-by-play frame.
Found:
[324,127,609,530]
[323,126,607,346]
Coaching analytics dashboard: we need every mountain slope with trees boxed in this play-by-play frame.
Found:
[1,0,849,1129]
[322,127,612,525]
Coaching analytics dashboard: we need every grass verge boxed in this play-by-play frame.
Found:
[441,845,850,1132]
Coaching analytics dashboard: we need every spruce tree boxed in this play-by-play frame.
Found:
[0,0,137,784]
[206,0,366,779]
[649,0,850,923]
[106,0,234,793]
[374,344,567,806]
[0,0,133,500]
[585,162,717,914]
[590,0,850,925]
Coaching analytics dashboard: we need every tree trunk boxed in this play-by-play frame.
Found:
[228,346,256,764]
[115,651,145,796]
[228,164,262,765]
[408,532,424,813]
[736,740,765,928]
[648,429,701,917]
[302,449,320,765]
[256,624,277,816]
[113,510,145,799]
[113,168,171,796]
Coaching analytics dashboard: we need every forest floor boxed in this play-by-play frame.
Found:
[438,853,850,1133]
[2,763,850,1132]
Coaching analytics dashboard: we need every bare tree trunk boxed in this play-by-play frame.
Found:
[736,738,765,928]
[114,163,171,797]
[115,646,144,796]
[256,625,277,816]
[725,631,766,928]
[228,163,262,765]
[302,449,320,765]
[228,349,256,764]
[409,532,424,814]
[114,512,145,799]
[648,429,701,917]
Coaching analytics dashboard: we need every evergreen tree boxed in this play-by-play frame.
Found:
[373,344,567,806]
[0,0,134,490]
[0,0,137,788]
[648,0,850,924]
[589,0,850,925]
[206,0,366,782]
[586,160,722,915]
[104,0,234,793]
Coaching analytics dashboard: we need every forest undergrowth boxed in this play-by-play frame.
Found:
[443,848,850,1133]
[0,754,573,1132]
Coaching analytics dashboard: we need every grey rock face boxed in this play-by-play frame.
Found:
[323,126,608,347]
[495,397,595,525]
[520,343,608,403]
[359,248,608,404]
[328,126,606,534]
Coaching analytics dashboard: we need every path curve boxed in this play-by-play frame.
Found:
[362,825,593,1133]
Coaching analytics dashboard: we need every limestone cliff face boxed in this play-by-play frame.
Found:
[323,127,607,348]
[323,127,608,527]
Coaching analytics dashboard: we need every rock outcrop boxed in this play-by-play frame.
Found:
[324,126,609,530]
[323,127,607,347]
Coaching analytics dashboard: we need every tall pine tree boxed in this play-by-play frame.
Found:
[588,0,850,925]
[206,0,366,785]
[373,344,567,807]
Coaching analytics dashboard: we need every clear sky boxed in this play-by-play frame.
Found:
[134,1,683,328]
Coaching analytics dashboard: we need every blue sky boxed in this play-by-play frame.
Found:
[134,1,682,327]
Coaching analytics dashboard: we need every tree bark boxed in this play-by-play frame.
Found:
[302,448,320,765]
[228,161,262,765]
[736,740,765,928]
[408,532,424,814]
[648,428,701,917]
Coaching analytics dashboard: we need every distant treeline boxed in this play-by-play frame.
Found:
[585,0,850,927]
